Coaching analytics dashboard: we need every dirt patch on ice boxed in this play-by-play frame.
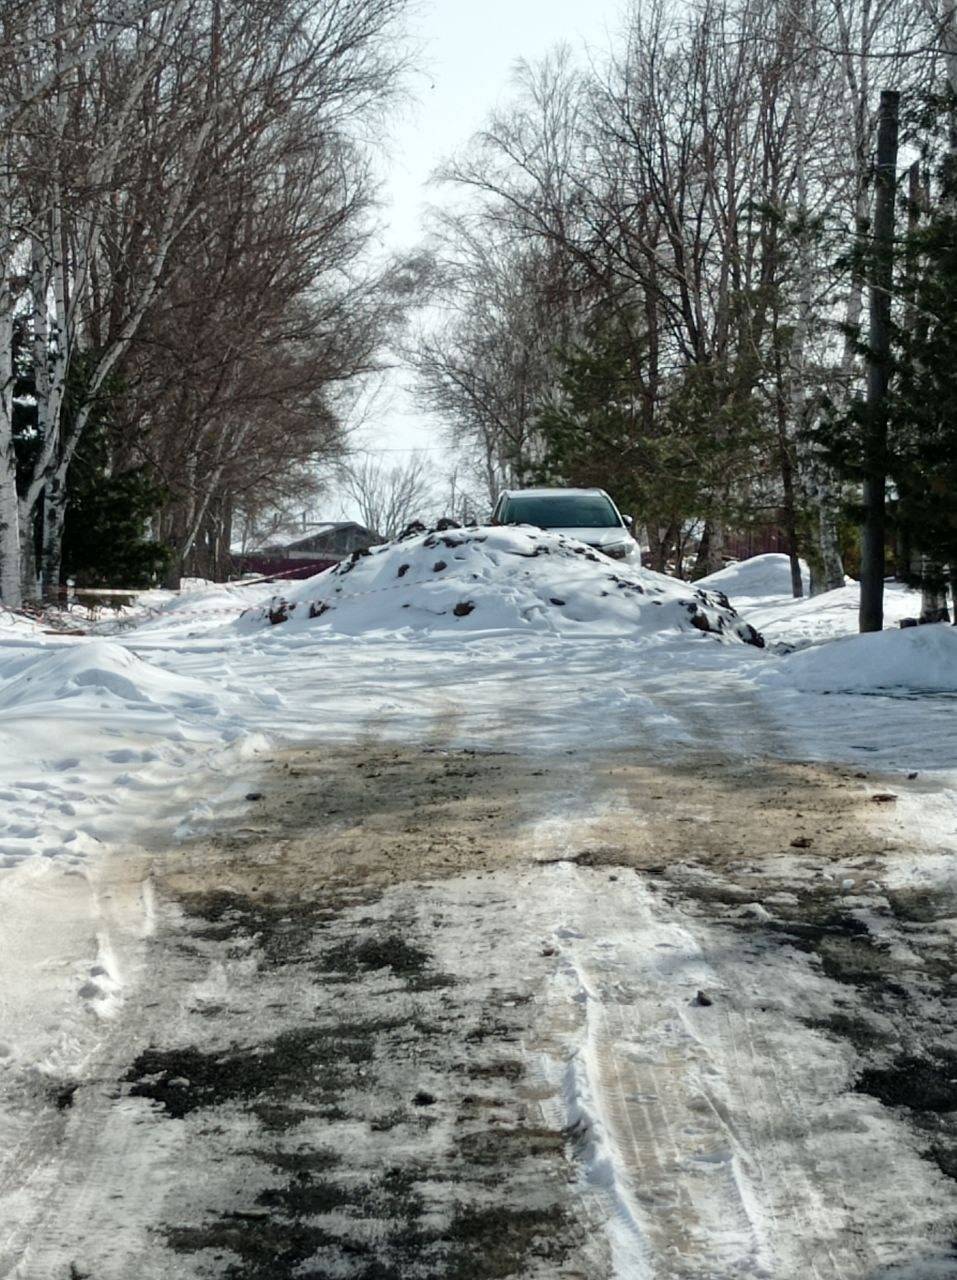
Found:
[160,743,903,899]
[7,742,956,1279]
[126,854,591,1277]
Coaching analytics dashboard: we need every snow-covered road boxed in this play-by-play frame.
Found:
[3,743,957,1279]
[3,553,956,885]
[3,551,957,1277]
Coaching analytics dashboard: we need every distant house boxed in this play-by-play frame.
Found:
[233,521,377,581]
[722,526,792,563]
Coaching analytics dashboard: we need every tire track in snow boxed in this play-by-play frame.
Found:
[537,860,952,1279]
[6,743,956,1279]
[713,972,880,1279]
[543,863,770,1279]
[0,857,157,1277]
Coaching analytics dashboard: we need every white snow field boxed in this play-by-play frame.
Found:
[0,538,954,992]
[0,607,43,638]
[766,622,957,694]
[2,538,957,1278]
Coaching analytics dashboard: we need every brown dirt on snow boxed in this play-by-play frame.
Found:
[10,742,953,1280]
[154,744,903,904]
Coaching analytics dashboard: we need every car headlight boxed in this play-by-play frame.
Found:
[603,543,630,560]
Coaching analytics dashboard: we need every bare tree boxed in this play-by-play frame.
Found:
[0,0,410,605]
[412,51,591,505]
[125,121,396,585]
[441,467,487,525]
[416,0,938,587]
[337,454,435,540]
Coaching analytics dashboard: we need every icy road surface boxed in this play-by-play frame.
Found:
[3,744,957,1279]
[3,556,957,1277]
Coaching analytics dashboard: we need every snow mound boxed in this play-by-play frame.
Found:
[118,580,275,636]
[0,606,44,637]
[698,554,809,600]
[238,524,764,646]
[0,640,217,711]
[764,623,957,693]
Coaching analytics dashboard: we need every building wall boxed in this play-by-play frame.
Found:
[233,556,337,581]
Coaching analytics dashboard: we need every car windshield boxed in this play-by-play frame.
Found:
[502,494,620,529]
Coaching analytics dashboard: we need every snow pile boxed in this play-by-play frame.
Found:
[698,553,810,601]
[103,580,274,637]
[735,581,923,651]
[698,558,927,654]
[238,524,765,646]
[0,636,260,878]
[0,639,218,712]
[0,606,44,637]
[764,622,957,694]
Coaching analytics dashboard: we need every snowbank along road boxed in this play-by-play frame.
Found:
[2,546,957,1278]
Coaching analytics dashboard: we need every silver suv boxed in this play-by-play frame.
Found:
[491,487,639,562]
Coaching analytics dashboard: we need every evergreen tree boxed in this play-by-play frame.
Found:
[817,102,957,619]
[532,320,695,571]
[15,342,170,590]
[887,205,957,600]
[61,423,170,588]
[533,318,766,575]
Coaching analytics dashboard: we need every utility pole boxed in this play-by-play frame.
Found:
[859,89,899,634]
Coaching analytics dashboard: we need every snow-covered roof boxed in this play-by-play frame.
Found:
[240,520,372,554]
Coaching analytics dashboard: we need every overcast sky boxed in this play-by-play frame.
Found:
[347,0,627,474]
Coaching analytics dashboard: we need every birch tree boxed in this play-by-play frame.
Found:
[0,0,161,606]
[0,0,409,604]
[0,148,18,605]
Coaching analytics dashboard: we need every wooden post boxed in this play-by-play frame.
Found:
[859,89,899,634]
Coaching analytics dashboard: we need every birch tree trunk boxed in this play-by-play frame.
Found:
[645,525,667,574]
[949,9,957,622]
[0,262,18,608]
[783,36,841,596]
[805,460,846,595]
[0,72,20,610]
[919,557,949,622]
[39,471,68,596]
[19,516,38,600]
[787,67,815,599]
[28,231,70,601]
